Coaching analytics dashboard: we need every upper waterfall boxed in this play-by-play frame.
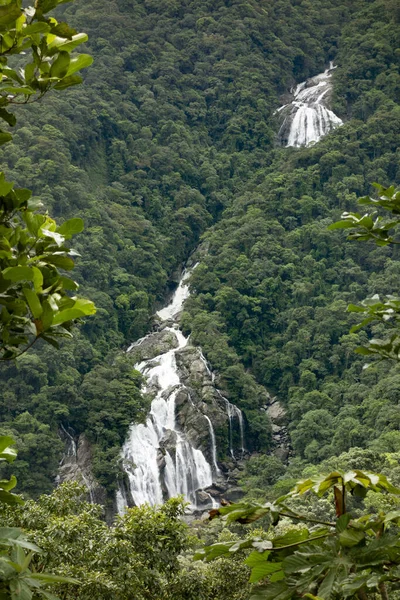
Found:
[278,63,343,147]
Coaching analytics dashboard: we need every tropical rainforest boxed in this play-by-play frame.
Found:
[0,0,400,596]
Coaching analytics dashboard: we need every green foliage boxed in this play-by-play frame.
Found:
[0,175,95,359]
[0,0,96,361]
[198,470,400,599]
[0,435,21,505]
[0,0,398,492]
[0,435,80,599]
[330,183,400,363]
[0,0,92,141]
[182,0,400,462]
[0,481,249,600]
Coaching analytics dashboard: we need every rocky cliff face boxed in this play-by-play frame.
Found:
[123,321,248,509]
[58,262,290,514]
[57,430,106,505]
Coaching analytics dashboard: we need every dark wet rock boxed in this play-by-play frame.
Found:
[224,486,245,502]
[58,433,106,507]
[128,329,178,361]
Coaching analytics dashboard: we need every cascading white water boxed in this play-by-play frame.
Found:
[156,266,197,322]
[60,424,77,458]
[199,350,246,459]
[119,267,216,510]
[218,392,245,458]
[204,415,221,475]
[278,63,343,147]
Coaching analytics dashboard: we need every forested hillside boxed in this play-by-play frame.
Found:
[0,0,399,498]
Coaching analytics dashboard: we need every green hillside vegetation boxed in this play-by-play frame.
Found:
[0,0,399,499]
[0,481,251,600]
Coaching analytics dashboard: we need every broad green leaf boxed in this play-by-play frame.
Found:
[283,553,313,575]
[43,254,75,270]
[273,529,309,548]
[23,288,42,319]
[0,489,23,505]
[318,568,336,599]
[10,579,33,600]
[0,527,23,540]
[0,132,12,145]
[29,573,79,584]
[39,227,64,246]
[35,0,59,14]
[336,513,351,533]
[65,54,93,76]
[0,174,13,196]
[58,276,78,291]
[23,22,51,35]
[245,551,271,567]
[50,51,70,78]
[40,301,54,330]
[339,528,365,547]
[0,86,35,95]
[249,582,293,600]
[327,220,356,230]
[40,335,60,349]
[54,74,82,90]
[0,446,17,462]
[48,32,88,53]
[0,1,21,29]
[14,188,32,204]
[0,475,17,491]
[247,560,282,584]
[194,543,231,562]
[0,108,16,126]
[50,21,77,38]
[57,218,84,238]
[3,267,34,283]
[52,298,96,325]
[0,436,16,454]
[347,304,366,313]
[32,267,43,292]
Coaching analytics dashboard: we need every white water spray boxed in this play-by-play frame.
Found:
[278,63,343,147]
[119,266,215,510]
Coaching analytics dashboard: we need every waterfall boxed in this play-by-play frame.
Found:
[60,424,77,458]
[278,63,343,147]
[223,394,245,458]
[126,333,152,353]
[198,351,246,460]
[156,265,198,322]
[118,266,215,510]
[204,415,221,475]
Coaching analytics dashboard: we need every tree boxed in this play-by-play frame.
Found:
[196,469,400,599]
[0,436,78,599]
[0,0,96,360]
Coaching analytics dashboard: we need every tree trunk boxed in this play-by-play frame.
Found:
[378,582,389,600]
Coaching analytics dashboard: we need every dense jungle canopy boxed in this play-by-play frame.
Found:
[0,0,399,506]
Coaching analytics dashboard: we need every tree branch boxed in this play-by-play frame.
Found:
[378,582,389,600]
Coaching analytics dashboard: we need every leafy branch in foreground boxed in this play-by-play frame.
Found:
[0,0,93,145]
[196,470,400,599]
[0,0,96,360]
[0,172,96,359]
[329,183,400,363]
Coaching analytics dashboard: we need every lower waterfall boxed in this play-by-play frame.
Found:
[118,266,242,512]
[278,62,343,147]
